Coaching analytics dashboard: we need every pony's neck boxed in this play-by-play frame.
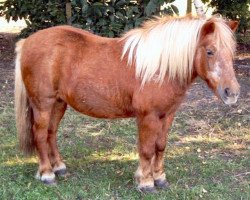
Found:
[122,17,205,87]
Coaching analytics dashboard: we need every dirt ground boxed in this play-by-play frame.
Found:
[0,32,249,116]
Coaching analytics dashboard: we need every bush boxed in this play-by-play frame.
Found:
[0,0,178,37]
[0,0,67,36]
[203,0,250,35]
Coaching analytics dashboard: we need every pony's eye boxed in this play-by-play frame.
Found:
[206,50,214,56]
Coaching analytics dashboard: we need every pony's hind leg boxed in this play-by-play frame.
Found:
[152,113,175,189]
[135,113,163,192]
[48,100,67,176]
[31,101,56,184]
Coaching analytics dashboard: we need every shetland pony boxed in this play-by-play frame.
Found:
[15,15,239,192]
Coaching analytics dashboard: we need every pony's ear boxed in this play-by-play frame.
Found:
[200,21,215,40]
[226,20,239,32]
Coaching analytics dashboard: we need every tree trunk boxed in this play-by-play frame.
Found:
[66,0,72,25]
[186,0,192,14]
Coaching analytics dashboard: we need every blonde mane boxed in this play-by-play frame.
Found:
[121,15,236,86]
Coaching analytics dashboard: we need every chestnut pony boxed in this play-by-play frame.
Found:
[15,15,239,192]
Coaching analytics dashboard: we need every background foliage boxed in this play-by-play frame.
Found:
[0,0,178,37]
[1,0,249,37]
[204,0,250,34]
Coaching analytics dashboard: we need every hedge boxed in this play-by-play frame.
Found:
[0,0,178,37]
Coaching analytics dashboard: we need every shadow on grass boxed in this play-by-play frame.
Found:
[1,146,249,200]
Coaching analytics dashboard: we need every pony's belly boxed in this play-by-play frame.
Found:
[63,83,134,119]
[68,97,134,118]
[70,103,134,119]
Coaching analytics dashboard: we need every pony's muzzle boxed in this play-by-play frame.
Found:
[218,85,240,105]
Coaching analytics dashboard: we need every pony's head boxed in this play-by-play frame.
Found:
[122,16,240,104]
[194,18,240,105]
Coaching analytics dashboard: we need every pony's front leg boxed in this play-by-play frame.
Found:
[152,113,175,189]
[136,113,163,192]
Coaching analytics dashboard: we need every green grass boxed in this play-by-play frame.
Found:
[0,81,249,199]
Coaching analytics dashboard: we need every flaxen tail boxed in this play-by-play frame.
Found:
[15,39,35,155]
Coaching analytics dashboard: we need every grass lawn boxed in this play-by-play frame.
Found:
[0,78,249,199]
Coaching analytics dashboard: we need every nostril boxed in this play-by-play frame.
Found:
[224,88,239,98]
[224,88,230,97]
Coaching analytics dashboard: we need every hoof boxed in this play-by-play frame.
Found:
[54,168,67,177]
[36,171,56,185]
[138,186,157,193]
[154,179,169,189]
[53,163,66,177]
[42,178,57,185]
